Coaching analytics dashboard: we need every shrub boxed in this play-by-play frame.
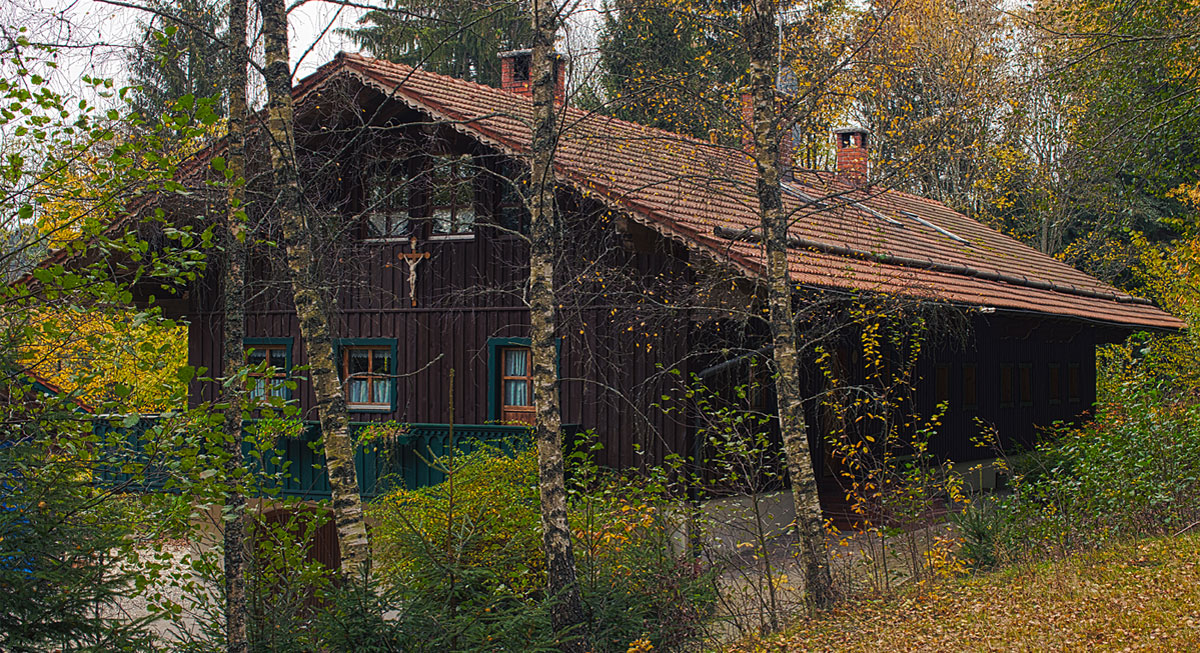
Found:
[369,444,717,652]
[309,571,405,652]
[369,446,556,651]
[370,446,545,599]
[158,507,339,652]
[572,466,717,651]
[950,500,1000,570]
[989,376,1200,562]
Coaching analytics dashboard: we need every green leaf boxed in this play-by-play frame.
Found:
[176,366,196,384]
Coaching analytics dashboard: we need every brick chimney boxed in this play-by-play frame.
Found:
[834,127,869,183]
[499,50,566,104]
[740,93,794,175]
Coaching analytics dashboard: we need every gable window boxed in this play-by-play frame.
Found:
[429,154,476,237]
[339,341,395,411]
[245,339,291,400]
[363,163,410,239]
[500,347,535,426]
[496,173,530,235]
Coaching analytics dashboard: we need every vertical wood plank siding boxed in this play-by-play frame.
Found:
[191,228,693,472]
[177,119,1109,482]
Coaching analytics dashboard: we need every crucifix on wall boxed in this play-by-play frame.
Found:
[397,237,431,307]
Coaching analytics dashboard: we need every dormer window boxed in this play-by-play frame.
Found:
[478,155,531,236]
[363,162,411,239]
[496,173,530,235]
[429,153,476,237]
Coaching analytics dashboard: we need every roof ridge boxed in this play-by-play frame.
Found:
[263,53,1184,330]
[337,52,749,162]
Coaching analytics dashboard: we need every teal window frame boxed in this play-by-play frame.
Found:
[244,337,293,401]
[334,338,398,413]
[487,337,562,422]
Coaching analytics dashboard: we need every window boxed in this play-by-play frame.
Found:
[1068,363,1081,403]
[746,360,772,411]
[1048,363,1061,405]
[934,364,950,406]
[495,172,530,235]
[500,347,535,425]
[363,163,410,239]
[245,340,290,400]
[488,337,561,425]
[340,342,395,411]
[999,364,1014,408]
[429,154,476,236]
[1019,364,1033,407]
[962,364,978,410]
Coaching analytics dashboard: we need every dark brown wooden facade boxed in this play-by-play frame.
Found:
[183,109,700,471]
[171,73,1131,486]
[184,217,1113,480]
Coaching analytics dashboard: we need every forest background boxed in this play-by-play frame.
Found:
[15,0,1200,409]
[1,0,1199,650]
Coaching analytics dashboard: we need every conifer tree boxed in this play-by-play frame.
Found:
[596,0,742,136]
[126,0,230,122]
[342,0,533,87]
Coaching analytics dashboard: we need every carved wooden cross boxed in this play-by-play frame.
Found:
[397,237,430,307]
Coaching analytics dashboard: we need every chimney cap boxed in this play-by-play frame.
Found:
[833,126,870,136]
[498,49,567,62]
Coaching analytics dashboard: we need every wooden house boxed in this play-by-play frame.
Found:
[153,51,1180,501]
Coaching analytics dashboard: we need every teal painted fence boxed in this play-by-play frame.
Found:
[93,418,535,500]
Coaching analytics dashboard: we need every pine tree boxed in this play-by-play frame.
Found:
[341,0,533,88]
[126,0,230,122]
[596,0,743,137]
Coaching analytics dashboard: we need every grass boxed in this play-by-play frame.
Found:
[732,533,1200,651]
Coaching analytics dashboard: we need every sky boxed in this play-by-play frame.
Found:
[7,0,363,108]
[7,0,602,110]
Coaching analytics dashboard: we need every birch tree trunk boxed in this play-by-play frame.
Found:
[745,0,836,610]
[221,0,249,648]
[525,2,590,648]
[260,0,371,574]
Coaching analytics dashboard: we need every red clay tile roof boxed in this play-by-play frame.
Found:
[297,52,1182,331]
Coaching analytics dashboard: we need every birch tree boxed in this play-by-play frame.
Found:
[525,0,591,647]
[221,0,249,647]
[743,0,835,609]
[259,0,371,573]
